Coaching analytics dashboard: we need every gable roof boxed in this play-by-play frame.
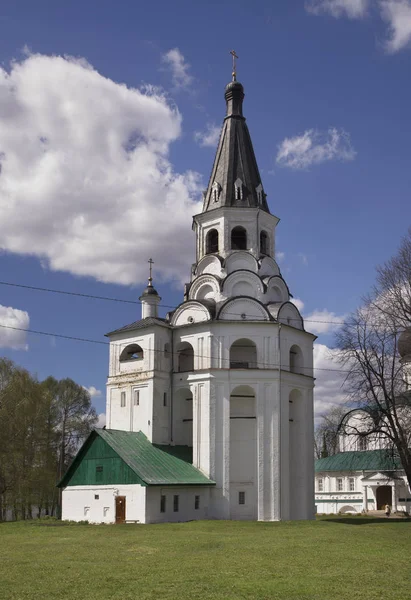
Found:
[105,317,170,337]
[315,450,402,473]
[58,429,215,487]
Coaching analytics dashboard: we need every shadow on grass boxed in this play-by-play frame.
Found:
[324,517,411,525]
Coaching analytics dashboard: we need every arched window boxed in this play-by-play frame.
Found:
[289,345,303,374]
[206,229,219,254]
[230,338,257,369]
[358,435,368,451]
[260,231,268,255]
[231,226,247,250]
[177,342,194,372]
[120,344,144,362]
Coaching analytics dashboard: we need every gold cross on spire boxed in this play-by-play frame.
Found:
[148,258,154,285]
[230,50,238,81]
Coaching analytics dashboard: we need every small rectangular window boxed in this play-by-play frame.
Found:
[349,478,355,492]
[96,466,103,472]
[94,494,99,500]
[318,478,323,492]
[239,491,246,505]
[134,389,140,406]
[194,495,200,510]
[163,392,167,407]
[173,495,179,512]
[160,495,166,513]
[121,391,126,407]
[337,478,343,491]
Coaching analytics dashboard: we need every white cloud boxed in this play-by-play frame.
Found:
[291,297,305,312]
[194,123,220,148]
[314,343,349,420]
[276,251,286,263]
[97,413,106,428]
[298,252,309,265]
[162,48,193,89]
[305,309,346,334]
[83,386,102,398]
[380,0,411,52]
[0,305,30,350]
[305,0,369,18]
[0,53,202,286]
[276,128,356,170]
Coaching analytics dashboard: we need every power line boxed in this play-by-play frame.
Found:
[0,322,350,374]
[0,279,346,326]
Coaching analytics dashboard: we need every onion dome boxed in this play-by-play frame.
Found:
[398,327,411,359]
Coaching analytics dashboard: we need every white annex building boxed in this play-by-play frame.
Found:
[60,68,316,524]
[315,328,411,515]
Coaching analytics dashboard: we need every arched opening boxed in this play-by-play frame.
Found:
[206,229,219,254]
[289,345,304,374]
[340,505,357,514]
[230,339,257,369]
[173,388,193,447]
[260,231,269,255]
[376,485,392,510]
[358,435,368,451]
[177,342,194,372]
[231,226,247,250]
[229,385,257,519]
[120,344,144,361]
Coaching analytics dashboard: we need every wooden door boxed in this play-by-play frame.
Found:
[115,496,126,524]
[376,486,392,510]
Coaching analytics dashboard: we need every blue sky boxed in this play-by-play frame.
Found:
[0,0,410,420]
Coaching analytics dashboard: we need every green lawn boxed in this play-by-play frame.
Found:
[1,517,411,600]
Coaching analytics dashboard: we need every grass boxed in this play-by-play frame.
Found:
[1,516,411,600]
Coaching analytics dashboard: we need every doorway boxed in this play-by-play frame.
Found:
[115,496,126,523]
[376,485,392,510]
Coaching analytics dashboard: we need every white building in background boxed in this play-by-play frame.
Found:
[60,68,316,524]
[315,328,411,514]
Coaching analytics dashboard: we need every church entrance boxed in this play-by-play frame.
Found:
[376,485,392,510]
[115,496,126,523]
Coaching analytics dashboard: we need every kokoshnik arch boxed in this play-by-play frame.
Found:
[59,62,316,524]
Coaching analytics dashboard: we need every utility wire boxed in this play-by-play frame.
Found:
[0,279,346,326]
[0,322,350,374]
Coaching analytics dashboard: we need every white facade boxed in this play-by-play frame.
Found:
[62,484,211,524]
[315,410,411,514]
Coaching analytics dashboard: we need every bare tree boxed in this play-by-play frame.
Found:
[314,406,347,459]
[335,229,411,490]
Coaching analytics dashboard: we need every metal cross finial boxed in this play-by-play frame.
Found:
[230,50,238,81]
[148,258,154,285]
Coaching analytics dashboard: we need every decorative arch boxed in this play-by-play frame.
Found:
[120,344,144,362]
[289,345,304,374]
[260,230,269,255]
[231,226,247,250]
[205,229,219,254]
[265,276,290,304]
[222,270,264,300]
[259,256,280,278]
[171,301,212,327]
[276,302,304,330]
[225,251,258,275]
[176,342,194,372]
[189,274,220,302]
[218,297,271,321]
[230,339,258,369]
[194,254,223,278]
[339,506,357,514]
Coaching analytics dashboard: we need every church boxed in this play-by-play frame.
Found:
[315,328,411,515]
[59,65,316,523]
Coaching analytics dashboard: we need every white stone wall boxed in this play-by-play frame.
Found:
[145,486,211,523]
[61,484,146,523]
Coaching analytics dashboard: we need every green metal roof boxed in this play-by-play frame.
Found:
[315,450,402,473]
[59,429,215,487]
